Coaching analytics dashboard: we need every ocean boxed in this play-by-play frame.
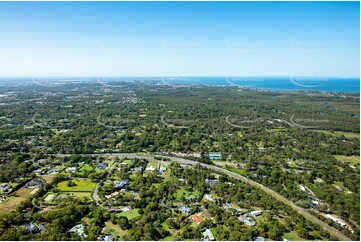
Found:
[1,77,359,93]
[160,77,360,93]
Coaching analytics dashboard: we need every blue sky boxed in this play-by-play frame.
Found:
[0,1,359,77]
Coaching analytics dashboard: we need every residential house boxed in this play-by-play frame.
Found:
[204,194,215,202]
[26,180,44,189]
[180,206,191,213]
[249,210,262,217]
[312,200,319,205]
[191,215,203,224]
[97,162,108,170]
[121,206,131,212]
[145,166,156,172]
[66,167,77,173]
[238,215,256,226]
[0,183,10,192]
[114,180,128,188]
[105,191,120,199]
[130,167,143,172]
[47,168,60,174]
[205,179,219,186]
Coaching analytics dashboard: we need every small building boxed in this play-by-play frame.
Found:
[185,194,196,201]
[66,167,77,173]
[97,162,108,170]
[121,206,131,212]
[114,180,128,188]
[47,168,60,174]
[205,179,219,186]
[159,167,167,174]
[191,215,203,224]
[69,224,86,237]
[249,210,262,217]
[180,206,191,213]
[24,222,44,233]
[311,200,319,205]
[299,185,306,192]
[145,166,156,172]
[26,180,44,189]
[130,167,143,173]
[0,183,10,192]
[204,194,215,202]
[98,235,114,241]
[209,152,222,161]
[105,191,120,199]
[238,215,256,226]
[203,229,215,241]
[223,203,233,211]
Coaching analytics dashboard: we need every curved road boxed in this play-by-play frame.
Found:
[58,152,351,241]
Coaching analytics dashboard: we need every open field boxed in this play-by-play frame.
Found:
[313,130,360,139]
[227,167,247,176]
[117,208,141,220]
[326,102,360,113]
[0,188,32,213]
[41,175,54,184]
[103,221,128,238]
[283,231,305,241]
[334,155,360,166]
[79,163,94,172]
[57,178,96,192]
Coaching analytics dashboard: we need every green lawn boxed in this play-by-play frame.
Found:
[334,155,360,166]
[228,167,247,176]
[283,231,305,241]
[80,164,94,172]
[75,163,94,176]
[57,178,96,192]
[314,130,360,139]
[174,187,199,202]
[103,221,128,238]
[117,208,141,220]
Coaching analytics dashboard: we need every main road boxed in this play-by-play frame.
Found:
[58,152,351,241]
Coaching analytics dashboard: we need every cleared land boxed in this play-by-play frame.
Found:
[103,221,128,238]
[57,178,96,192]
[283,231,305,241]
[314,130,360,139]
[117,208,141,220]
[0,188,32,213]
[334,155,360,166]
